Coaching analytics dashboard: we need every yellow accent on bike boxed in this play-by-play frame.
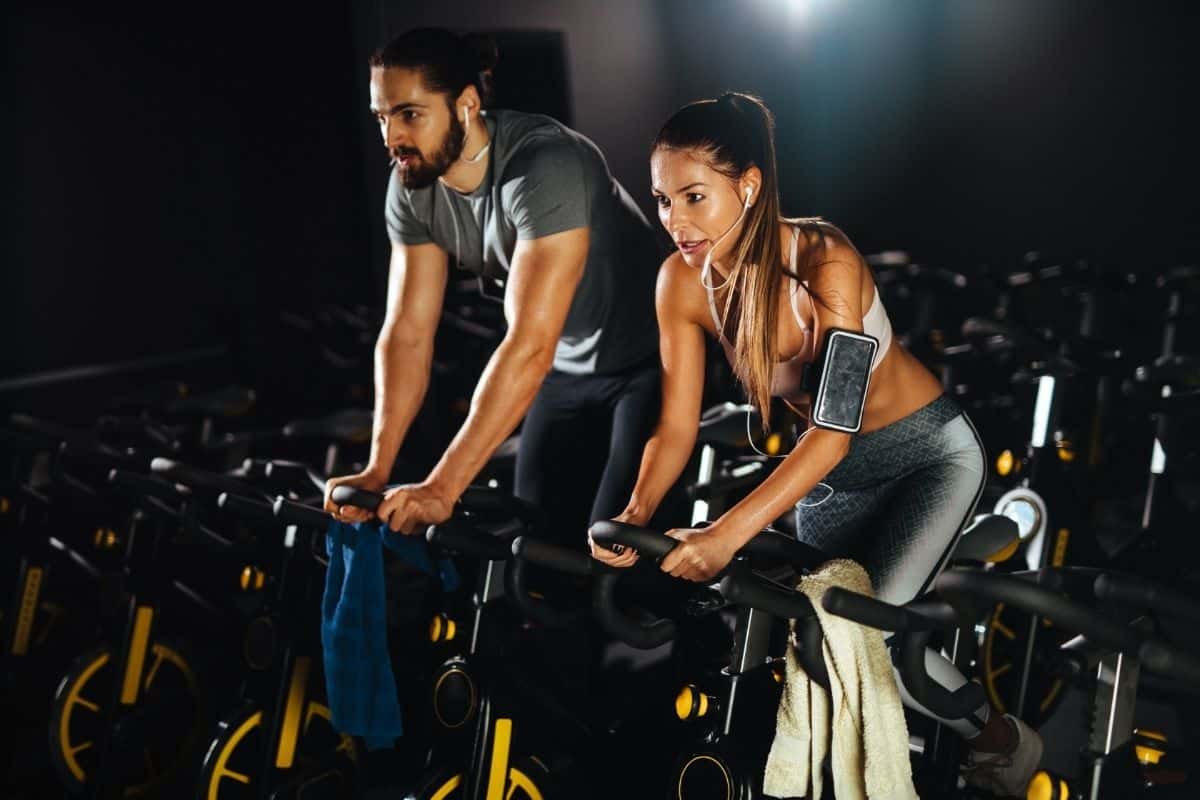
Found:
[1134,728,1168,765]
[94,527,118,549]
[509,767,543,800]
[986,537,1020,564]
[996,450,1016,477]
[430,613,457,643]
[13,566,43,656]
[121,606,154,705]
[430,774,462,800]
[240,566,265,591]
[275,656,311,768]
[677,755,733,800]
[208,710,262,800]
[1051,529,1069,567]
[485,718,513,800]
[1136,745,1165,765]
[674,685,710,720]
[765,433,782,455]
[60,652,109,781]
[433,667,475,729]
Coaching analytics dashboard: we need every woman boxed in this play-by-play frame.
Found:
[590,92,1041,796]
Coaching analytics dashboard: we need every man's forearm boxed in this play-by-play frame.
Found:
[426,335,553,497]
[367,331,434,479]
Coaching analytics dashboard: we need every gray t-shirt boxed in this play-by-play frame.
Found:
[386,109,662,375]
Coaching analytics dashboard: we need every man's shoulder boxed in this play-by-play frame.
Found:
[493,109,599,177]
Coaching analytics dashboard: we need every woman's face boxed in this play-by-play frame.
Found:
[651,148,747,270]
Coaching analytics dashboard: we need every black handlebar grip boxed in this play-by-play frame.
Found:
[1094,574,1200,625]
[588,521,676,561]
[272,496,334,530]
[511,537,595,578]
[426,522,513,561]
[217,492,279,525]
[1139,639,1200,687]
[717,572,816,620]
[330,485,382,513]
[592,572,676,649]
[822,587,941,633]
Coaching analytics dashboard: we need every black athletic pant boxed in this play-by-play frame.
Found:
[514,357,661,549]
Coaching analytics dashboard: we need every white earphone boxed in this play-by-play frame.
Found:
[700,185,755,292]
[461,104,490,164]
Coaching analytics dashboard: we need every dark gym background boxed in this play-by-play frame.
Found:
[4,0,1198,405]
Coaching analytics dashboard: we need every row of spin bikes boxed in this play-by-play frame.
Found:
[2,383,1199,799]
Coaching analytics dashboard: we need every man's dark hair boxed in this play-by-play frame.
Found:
[369,28,499,106]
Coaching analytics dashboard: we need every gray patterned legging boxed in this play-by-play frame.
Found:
[793,394,990,737]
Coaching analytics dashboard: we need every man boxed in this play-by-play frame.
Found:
[325,28,663,543]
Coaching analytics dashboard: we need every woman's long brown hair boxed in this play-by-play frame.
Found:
[654,92,831,430]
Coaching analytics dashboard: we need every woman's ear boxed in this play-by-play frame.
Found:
[739,166,763,208]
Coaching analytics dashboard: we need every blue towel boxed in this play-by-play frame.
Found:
[321,518,460,750]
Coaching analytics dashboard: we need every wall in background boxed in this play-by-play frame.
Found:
[6,1,1198,385]
[3,2,368,380]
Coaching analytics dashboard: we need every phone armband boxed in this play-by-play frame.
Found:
[808,328,878,433]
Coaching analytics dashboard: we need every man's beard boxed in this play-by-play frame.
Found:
[394,111,465,190]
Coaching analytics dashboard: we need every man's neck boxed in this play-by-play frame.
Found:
[439,117,491,195]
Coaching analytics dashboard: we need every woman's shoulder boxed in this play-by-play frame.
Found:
[788,217,864,272]
[655,251,711,323]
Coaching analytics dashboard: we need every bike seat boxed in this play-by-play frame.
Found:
[950,514,1020,564]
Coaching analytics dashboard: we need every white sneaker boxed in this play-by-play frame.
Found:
[962,715,1044,798]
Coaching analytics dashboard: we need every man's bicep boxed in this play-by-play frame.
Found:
[503,227,588,343]
[383,242,449,342]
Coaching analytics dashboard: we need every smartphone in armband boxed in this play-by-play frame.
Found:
[808,328,878,433]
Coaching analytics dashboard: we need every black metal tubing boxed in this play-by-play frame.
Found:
[591,571,676,649]
[1094,573,1200,625]
[717,569,829,689]
[218,492,279,526]
[151,457,268,500]
[272,497,334,530]
[426,520,514,562]
[935,569,1143,653]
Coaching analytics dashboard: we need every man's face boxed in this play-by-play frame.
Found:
[369,66,464,189]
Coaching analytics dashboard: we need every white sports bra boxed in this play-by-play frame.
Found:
[705,223,894,403]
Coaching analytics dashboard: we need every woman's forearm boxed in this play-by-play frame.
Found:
[716,428,850,546]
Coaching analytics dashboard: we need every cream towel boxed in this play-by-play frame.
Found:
[763,559,918,800]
